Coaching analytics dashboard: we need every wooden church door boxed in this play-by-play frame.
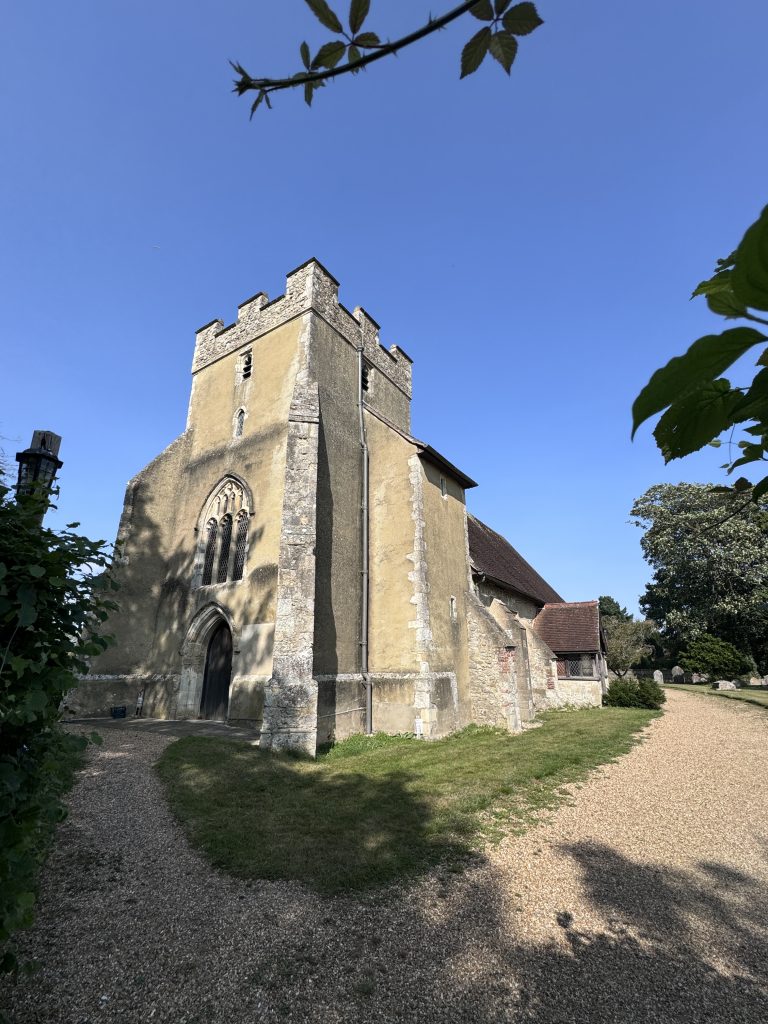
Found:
[200,621,232,721]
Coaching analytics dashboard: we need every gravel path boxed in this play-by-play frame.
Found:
[3,690,767,1024]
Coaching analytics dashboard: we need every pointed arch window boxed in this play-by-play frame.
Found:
[202,519,218,586]
[217,515,233,583]
[195,478,252,588]
[232,510,248,581]
[234,408,245,438]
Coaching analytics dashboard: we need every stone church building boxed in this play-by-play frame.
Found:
[79,259,606,753]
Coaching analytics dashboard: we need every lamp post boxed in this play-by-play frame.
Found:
[15,431,63,515]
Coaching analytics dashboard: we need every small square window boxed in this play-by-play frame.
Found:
[361,361,371,393]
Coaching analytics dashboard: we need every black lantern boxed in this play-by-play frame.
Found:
[15,430,63,498]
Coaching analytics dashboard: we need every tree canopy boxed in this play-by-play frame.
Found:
[602,618,655,679]
[598,595,631,621]
[630,482,768,672]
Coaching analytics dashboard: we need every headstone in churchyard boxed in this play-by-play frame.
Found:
[716,680,738,690]
[671,665,684,680]
[653,669,664,685]
[692,672,707,683]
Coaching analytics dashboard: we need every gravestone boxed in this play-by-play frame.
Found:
[716,680,737,690]
[653,669,664,685]
[671,665,684,681]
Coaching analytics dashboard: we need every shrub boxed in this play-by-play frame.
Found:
[604,678,666,710]
[0,483,117,972]
[679,633,754,681]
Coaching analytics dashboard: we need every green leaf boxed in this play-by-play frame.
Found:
[692,270,748,318]
[731,205,768,312]
[460,27,492,78]
[348,0,370,34]
[300,41,311,69]
[304,82,315,106]
[503,2,544,35]
[495,0,513,13]
[489,31,518,73]
[707,289,748,319]
[733,366,768,424]
[312,40,347,69]
[470,0,494,20]
[653,379,741,462]
[89,731,104,747]
[353,31,380,47]
[27,566,45,578]
[733,476,753,491]
[348,44,361,67]
[752,476,768,501]
[304,0,343,34]
[632,327,767,436]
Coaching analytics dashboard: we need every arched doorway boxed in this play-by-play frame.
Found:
[199,621,232,721]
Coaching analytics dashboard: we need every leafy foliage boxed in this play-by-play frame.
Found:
[604,678,666,710]
[0,483,116,973]
[598,595,631,621]
[679,633,754,681]
[633,205,768,498]
[603,618,656,678]
[630,483,768,672]
[231,1,544,114]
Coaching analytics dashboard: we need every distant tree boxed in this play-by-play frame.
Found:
[232,1,544,113]
[679,633,754,681]
[630,482,768,672]
[598,595,631,621]
[603,618,655,678]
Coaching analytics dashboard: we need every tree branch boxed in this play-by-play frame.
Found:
[233,1,504,108]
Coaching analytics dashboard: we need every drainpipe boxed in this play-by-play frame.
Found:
[357,346,372,734]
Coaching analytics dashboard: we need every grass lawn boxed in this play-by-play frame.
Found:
[156,709,657,895]
[665,682,768,710]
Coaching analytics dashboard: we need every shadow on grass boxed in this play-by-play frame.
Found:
[157,737,475,894]
[157,712,658,895]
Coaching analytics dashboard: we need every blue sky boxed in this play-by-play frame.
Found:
[1,0,766,614]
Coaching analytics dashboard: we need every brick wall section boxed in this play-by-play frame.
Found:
[261,378,320,754]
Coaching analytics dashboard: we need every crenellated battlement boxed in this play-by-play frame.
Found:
[192,258,413,399]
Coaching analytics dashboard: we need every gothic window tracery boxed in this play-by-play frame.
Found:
[234,408,245,437]
[196,479,251,588]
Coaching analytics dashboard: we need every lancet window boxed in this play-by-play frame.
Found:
[196,478,251,587]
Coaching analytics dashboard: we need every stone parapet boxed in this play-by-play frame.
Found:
[192,259,412,399]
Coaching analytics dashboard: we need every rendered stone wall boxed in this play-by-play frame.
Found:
[545,679,602,708]
[366,412,419,673]
[83,314,304,721]
[419,458,472,731]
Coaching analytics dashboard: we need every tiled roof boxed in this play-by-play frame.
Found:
[467,514,564,606]
[533,601,601,654]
